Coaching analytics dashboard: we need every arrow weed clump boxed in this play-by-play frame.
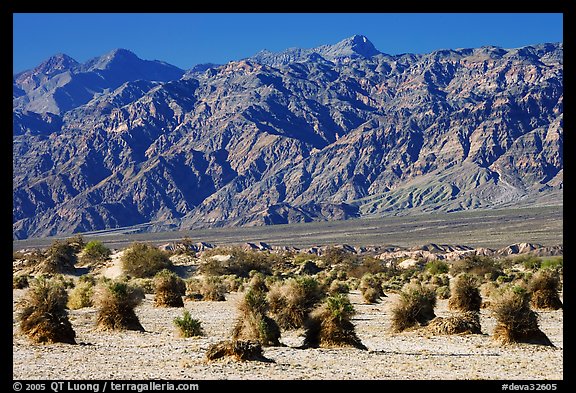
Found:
[19,277,76,344]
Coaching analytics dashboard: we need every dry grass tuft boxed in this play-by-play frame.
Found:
[426,311,481,335]
[267,276,325,330]
[390,282,437,332]
[528,270,562,310]
[18,277,76,344]
[448,273,482,312]
[232,287,281,346]
[302,293,367,350]
[153,269,185,307]
[205,340,273,362]
[491,286,554,346]
[93,280,145,331]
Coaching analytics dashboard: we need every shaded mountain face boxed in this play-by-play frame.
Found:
[13,49,185,115]
[13,36,563,239]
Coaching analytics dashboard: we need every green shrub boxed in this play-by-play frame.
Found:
[121,242,172,278]
[540,257,563,271]
[18,277,76,344]
[67,280,95,309]
[425,260,449,275]
[435,285,451,299]
[80,240,112,265]
[173,310,203,337]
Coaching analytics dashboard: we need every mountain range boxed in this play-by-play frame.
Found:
[13,35,563,240]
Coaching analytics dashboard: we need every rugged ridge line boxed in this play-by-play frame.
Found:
[13,36,563,239]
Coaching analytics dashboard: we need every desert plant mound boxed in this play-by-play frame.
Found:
[37,240,78,274]
[206,340,273,362]
[359,273,385,304]
[426,311,481,335]
[491,286,554,346]
[448,273,482,312]
[93,281,145,331]
[528,270,563,310]
[67,278,95,310]
[121,242,172,278]
[185,276,227,301]
[302,294,367,350]
[153,269,185,307]
[18,277,76,344]
[267,276,326,330]
[390,282,437,333]
[232,288,281,346]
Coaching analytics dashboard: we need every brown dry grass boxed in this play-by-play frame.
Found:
[18,277,76,344]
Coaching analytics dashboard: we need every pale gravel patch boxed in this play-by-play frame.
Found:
[13,288,562,380]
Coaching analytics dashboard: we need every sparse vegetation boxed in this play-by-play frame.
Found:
[67,278,95,310]
[186,276,227,301]
[527,269,562,310]
[80,240,111,265]
[206,340,271,362]
[491,285,553,346]
[93,280,145,331]
[38,240,78,274]
[303,293,366,350]
[153,269,186,307]
[200,248,278,277]
[232,287,281,346]
[448,273,482,312]
[173,310,203,337]
[121,242,172,278]
[359,273,384,303]
[267,276,326,330]
[450,255,503,280]
[13,274,30,289]
[18,277,76,344]
[390,282,437,332]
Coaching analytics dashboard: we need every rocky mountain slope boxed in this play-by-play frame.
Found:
[13,36,563,239]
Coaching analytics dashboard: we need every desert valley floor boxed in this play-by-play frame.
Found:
[13,287,563,380]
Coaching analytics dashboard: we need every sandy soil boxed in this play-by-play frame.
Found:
[12,287,563,380]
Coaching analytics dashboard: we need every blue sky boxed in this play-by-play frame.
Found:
[13,13,563,73]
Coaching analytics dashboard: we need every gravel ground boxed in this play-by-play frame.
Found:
[13,287,563,380]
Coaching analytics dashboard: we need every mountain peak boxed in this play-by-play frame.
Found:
[317,34,380,59]
[84,48,141,71]
[34,53,79,75]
